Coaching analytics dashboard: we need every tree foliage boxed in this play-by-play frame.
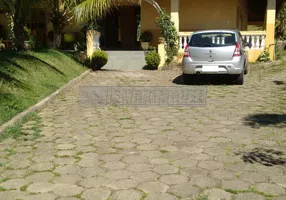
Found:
[276,1,286,40]
[156,9,179,64]
[0,0,49,49]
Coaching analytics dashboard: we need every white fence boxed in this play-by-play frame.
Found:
[178,31,267,50]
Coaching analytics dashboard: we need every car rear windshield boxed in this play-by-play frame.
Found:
[189,32,236,47]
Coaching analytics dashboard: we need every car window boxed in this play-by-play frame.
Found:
[189,32,236,47]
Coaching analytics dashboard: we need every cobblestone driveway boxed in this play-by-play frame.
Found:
[0,67,286,200]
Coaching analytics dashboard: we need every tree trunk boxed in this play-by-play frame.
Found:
[13,0,25,50]
[53,32,62,49]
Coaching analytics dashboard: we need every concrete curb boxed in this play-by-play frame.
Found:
[0,69,91,134]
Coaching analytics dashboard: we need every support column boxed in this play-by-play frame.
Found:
[158,41,166,69]
[171,0,179,31]
[265,0,276,60]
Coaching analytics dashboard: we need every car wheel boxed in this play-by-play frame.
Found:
[244,62,249,74]
[235,71,244,85]
[183,74,197,85]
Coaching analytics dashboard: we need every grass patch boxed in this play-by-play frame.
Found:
[72,192,83,199]
[20,185,28,192]
[194,194,209,200]
[119,117,132,120]
[53,172,61,177]
[72,155,82,163]
[135,188,147,200]
[250,61,286,75]
[0,49,87,125]
[4,149,17,157]
[0,112,42,141]
[159,150,169,154]
[224,188,275,198]
[0,187,6,191]
[0,178,9,183]
[76,151,83,155]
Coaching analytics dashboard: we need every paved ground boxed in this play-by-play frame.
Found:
[0,66,286,200]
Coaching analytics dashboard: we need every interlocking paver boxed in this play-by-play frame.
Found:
[27,182,54,193]
[233,193,265,200]
[145,193,178,200]
[0,179,28,190]
[254,183,286,196]
[138,181,169,193]
[26,172,54,183]
[23,193,57,200]
[203,188,233,200]
[1,69,286,200]
[110,189,143,200]
[52,183,83,197]
[82,187,111,200]
[190,176,220,188]
[167,183,200,198]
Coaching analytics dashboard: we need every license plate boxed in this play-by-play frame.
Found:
[203,65,219,72]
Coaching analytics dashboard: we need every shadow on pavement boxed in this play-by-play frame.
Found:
[234,148,286,166]
[273,80,285,85]
[243,114,286,128]
[172,74,235,85]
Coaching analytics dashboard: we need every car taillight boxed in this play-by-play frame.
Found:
[184,44,191,57]
[233,42,242,57]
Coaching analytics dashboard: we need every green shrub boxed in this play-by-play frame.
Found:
[73,52,90,67]
[140,31,153,42]
[64,33,76,43]
[91,50,108,70]
[145,50,161,70]
[257,50,270,62]
[156,9,179,64]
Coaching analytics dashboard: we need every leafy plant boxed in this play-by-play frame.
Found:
[23,26,37,50]
[73,51,90,66]
[23,26,31,40]
[156,9,179,64]
[257,50,270,62]
[63,33,76,43]
[276,1,286,40]
[74,42,87,52]
[81,19,103,31]
[91,50,108,70]
[145,50,161,70]
[140,31,153,42]
[194,194,209,200]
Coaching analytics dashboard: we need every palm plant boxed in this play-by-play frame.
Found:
[49,0,79,48]
[73,0,162,23]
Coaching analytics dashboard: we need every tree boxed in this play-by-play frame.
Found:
[0,0,45,49]
[73,0,179,62]
[276,0,286,40]
[49,0,78,48]
[73,0,162,23]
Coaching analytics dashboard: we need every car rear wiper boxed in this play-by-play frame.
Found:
[202,44,214,47]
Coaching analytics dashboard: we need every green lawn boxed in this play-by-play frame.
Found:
[0,49,87,125]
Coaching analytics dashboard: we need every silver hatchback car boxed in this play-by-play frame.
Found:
[182,30,248,85]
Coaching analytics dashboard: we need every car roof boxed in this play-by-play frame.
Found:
[192,29,239,35]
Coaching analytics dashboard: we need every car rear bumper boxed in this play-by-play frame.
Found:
[182,57,244,75]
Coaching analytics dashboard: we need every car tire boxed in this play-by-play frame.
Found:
[244,62,249,74]
[183,74,196,85]
[235,71,244,85]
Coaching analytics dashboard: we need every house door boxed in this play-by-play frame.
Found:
[120,6,139,49]
[103,6,140,50]
[104,10,120,48]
